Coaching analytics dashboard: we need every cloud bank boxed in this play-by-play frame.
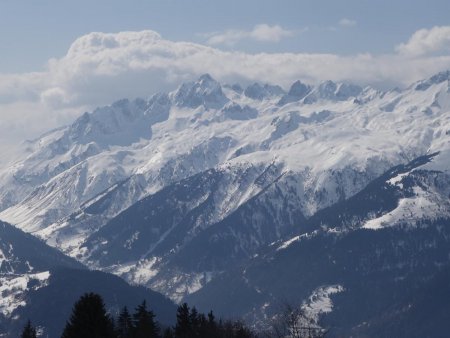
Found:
[396,26,450,56]
[1,27,450,157]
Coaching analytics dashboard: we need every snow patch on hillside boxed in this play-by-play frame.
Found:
[107,257,161,286]
[277,236,300,250]
[387,172,409,188]
[150,270,215,303]
[363,185,450,230]
[0,271,50,316]
[302,284,344,323]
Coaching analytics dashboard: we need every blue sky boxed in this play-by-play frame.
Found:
[2,0,450,73]
[0,0,450,153]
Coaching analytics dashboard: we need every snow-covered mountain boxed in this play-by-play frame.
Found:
[186,154,450,337]
[1,71,450,330]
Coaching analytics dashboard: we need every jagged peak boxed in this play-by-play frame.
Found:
[198,73,215,84]
[315,80,338,95]
[63,96,153,147]
[172,74,228,109]
[302,80,362,104]
[415,70,450,91]
[220,102,258,120]
[243,82,285,100]
[288,80,311,96]
[277,80,312,106]
[147,92,170,106]
[335,82,363,99]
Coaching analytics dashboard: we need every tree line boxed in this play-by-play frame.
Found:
[21,293,327,338]
[21,292,256,338]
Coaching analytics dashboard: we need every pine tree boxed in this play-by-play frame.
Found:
[207,311,217,330]
[174,303,191,338]
[189,306,199,337]
[116,306,134,338]
[61,292,116,338]
[133,300,160,338]
[21,320,37,338]
[201,311,217,338]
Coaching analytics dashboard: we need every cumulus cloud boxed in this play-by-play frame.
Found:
[396,25,450,56]
[1,28,450,155]
[206,24,294,46]
[338,18,357,27]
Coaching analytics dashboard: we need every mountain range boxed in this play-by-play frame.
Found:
[1,71,450,336]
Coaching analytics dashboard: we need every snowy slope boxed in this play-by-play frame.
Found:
[0,73,446,232]
[185,158,450,336]
[0,220,83,335]
[0,72,450,303]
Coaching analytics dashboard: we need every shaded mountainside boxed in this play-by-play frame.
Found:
[185,155,450,337]
[80,160,377,300]
[187,221,450,338]
[7,268,176,338]
[81,162,305,299]
[0,221,176,338]
[0,220,83,274]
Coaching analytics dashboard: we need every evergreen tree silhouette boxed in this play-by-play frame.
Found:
[116,306,133,338]
[61,292,116,338]
[189,306,200,336]
[20,320,37,338]
[174,303,191,338]
[206,311,217,336]
[133,300,160,338]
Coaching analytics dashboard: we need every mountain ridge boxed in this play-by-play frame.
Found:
[0,220,176,337]
[0,70,450,310]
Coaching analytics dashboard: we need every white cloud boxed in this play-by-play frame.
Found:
[249,24,295,41]
[206,24,294,46]
[338,18,357,27]
[396,25,450,56]
[1,28,450,155]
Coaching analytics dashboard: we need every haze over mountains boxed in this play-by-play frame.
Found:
[1,71,450,336]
